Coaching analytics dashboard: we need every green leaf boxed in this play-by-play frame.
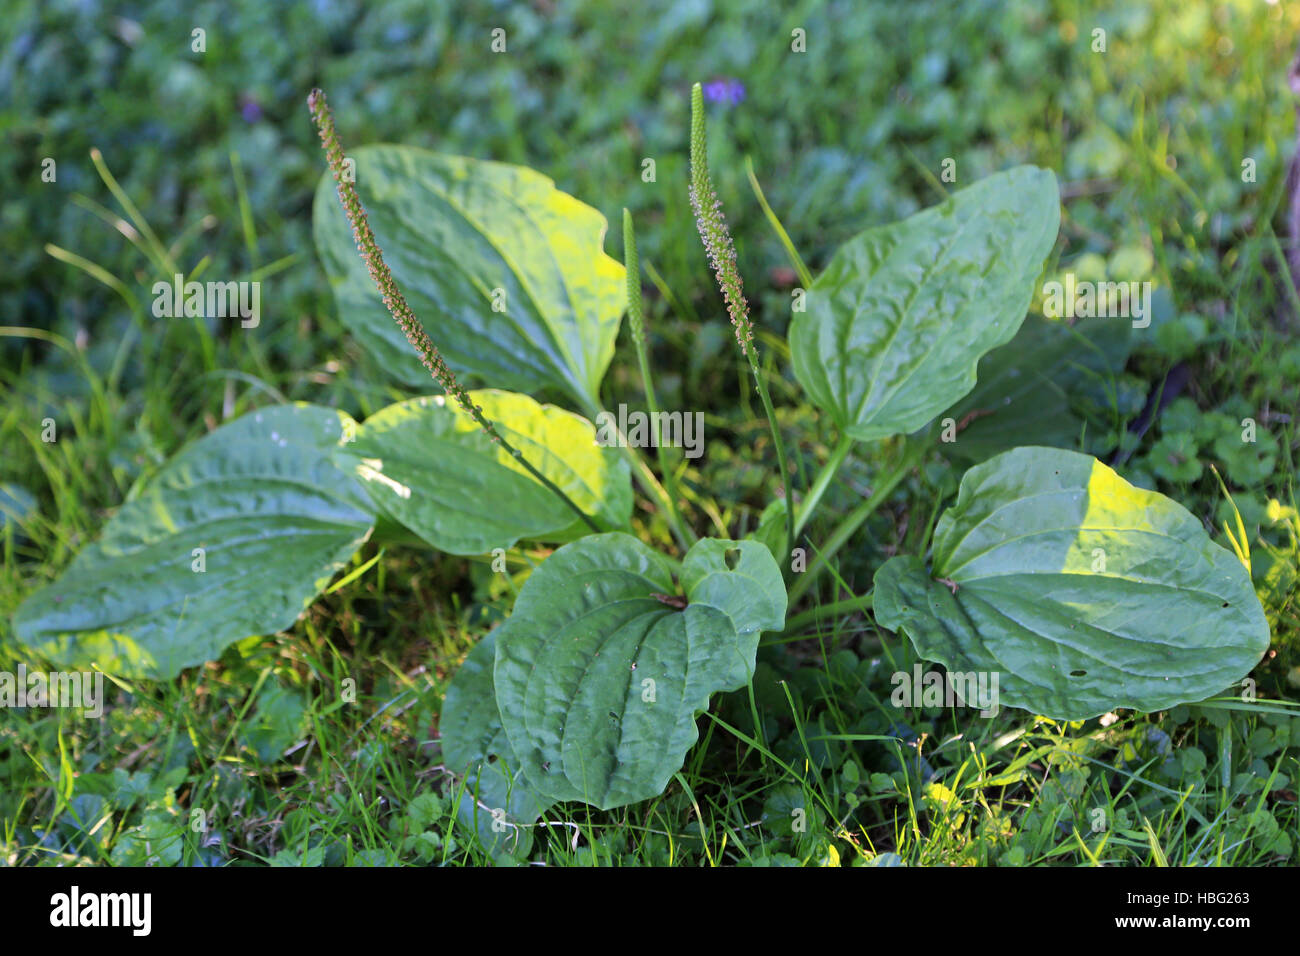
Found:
[313,145,624,410]
[493,534,786,809]
[13,405,374,678]
[343,389,630,555]
[941,314,1132,463]
[441,630,553,856]
[790,166,1060,441]
[874,447,1270,720]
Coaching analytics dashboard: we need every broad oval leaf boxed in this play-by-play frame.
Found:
[313,145,624,410]
[13,405,374,678]
[790,166,1060,441]
[873,447,1270,719]
[441,630,554,856]
[494,534,786,809]
[342,389,631,555]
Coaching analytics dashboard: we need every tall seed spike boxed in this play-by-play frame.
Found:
[690,83,708,192]
[306,88,479,422]
[307,87,601,533]
[687,80,795,559]
[688,82,754,357]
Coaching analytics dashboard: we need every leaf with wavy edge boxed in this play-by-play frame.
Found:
[441,630,553,855]
[13,406,373,678]
[313,144,624,410]
[493,534,786,809]
[342,389,631,555]
[874,447,1270,719]
[791,166,1060,441]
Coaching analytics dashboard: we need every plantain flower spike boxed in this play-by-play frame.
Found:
[689,82,755,359]
[306,88,486,428]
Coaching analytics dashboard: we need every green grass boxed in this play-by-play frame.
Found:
[2,0,1299,865]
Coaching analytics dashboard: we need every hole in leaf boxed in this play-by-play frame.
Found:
[1070,669,1087,678]
[724,547,742,570]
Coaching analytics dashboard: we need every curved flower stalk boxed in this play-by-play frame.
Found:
[689,82,796,559]
[307,88,599,534]
[623,208,693,550]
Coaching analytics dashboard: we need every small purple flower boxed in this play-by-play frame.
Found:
[702,77,745,106]
[240,97,263,123]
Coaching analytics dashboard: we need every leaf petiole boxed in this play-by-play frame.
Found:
[792,432,854,540]
[787,440,927,605]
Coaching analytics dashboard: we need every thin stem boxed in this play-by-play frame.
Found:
[899,142,951,203]
[793,433,853,539]
[689,82,796,559]
[308,88,599,536]
[753,376,795,559]
[744,156,813,289]
[623,209,695,552]
[577,392,688,542]
[780,590,874,635]
[753,375,794,552]
[787,442,924,605]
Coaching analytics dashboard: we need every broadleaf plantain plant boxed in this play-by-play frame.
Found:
[14,86,1271,834]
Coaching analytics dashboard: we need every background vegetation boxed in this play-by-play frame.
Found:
[2,0,1298,865]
